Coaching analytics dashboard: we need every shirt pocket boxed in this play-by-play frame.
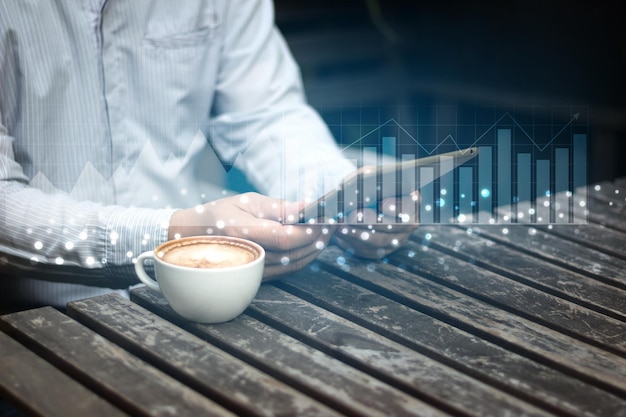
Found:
[142,2,219,56]
[143,25,216,50]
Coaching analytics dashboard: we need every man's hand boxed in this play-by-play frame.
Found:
[333,193,419,259]
[168,193,334,279]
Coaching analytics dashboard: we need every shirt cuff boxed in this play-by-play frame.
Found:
[99,206,175,273]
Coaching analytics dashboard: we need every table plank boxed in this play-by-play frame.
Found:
[126,287,449,417]
[0,330,128,417]
[247,286,555,417]
[315,246,626,398]
[413,225,626,322]
[0,308,234,417]
[587,181,626,208]
[452,224,626,291]
[394,238,626,355]
[272,269,626,417]
[544,223,626,261]
[66,294,343,417]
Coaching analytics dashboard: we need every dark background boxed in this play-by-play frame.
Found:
[273,0,626,183]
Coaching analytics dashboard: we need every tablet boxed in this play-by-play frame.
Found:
[298,146,478,224]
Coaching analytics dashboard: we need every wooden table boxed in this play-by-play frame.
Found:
[1,180,625,417]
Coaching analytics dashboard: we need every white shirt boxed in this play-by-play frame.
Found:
[0,0,354,307]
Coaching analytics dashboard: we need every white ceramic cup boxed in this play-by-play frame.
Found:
[134,235,265,323]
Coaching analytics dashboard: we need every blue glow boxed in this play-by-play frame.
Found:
[480,188,490,198]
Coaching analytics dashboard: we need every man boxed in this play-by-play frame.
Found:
[0,0,417,311]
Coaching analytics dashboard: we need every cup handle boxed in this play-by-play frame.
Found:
[134,251,161,292]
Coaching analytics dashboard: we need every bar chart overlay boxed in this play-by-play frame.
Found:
[293,105,588,225]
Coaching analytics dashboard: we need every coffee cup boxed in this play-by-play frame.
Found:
[134,235,265,323]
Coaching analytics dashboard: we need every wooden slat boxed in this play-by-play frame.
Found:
[397,238,626,354]
[66,294,343,417]
[587,181,626,208]
[0,330,128,417]
[413,226,626,322]
[544,223,626,261]
[246,285,556,417]
[128,287,449,417]
[315,246,626,397]
[452,224,626,290]
[273,270,626,417]
[0,308,234,417]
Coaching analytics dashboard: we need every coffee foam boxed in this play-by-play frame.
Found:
[159,239,259,269]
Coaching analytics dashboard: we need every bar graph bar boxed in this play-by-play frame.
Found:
[419,167,434,224]
[401,154,418,223]
[555,148,570,223]
[536,160,550,223]
[516,153,531,222]
[497,129,511,222]
[439,155,454,223]
[573,134,587,222]
[478,146,493,223]
[458,166,473,223]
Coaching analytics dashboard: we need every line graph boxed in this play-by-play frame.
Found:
[301,104,588,225]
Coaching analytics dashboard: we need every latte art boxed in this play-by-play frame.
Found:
[160,241,258,268]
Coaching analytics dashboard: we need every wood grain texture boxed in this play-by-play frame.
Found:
[0,308,233,417]
[0,330,128,417]
[67,294,342,417]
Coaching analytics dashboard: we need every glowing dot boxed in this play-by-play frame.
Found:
[287,214,295,222]
[408,250,415,258]
[216,220,225,229]
[579,201,586,207]
[517,212,524,219]
[143,233,150,240]
[242,228,249,234]
[315,241,325,250]
[528,228,537,236]
[55,257,64,265]
[110,231,119,240]
[460,193,466,199]
[437,199,446,207]
[26,228,33,234]
[336,256,346,266]
[240,195,250,204]
[272,202,278,209]
[34,241,43,250]
[391,239,399,246]
[280,256,290,266]
[126,251,133,258]
[440,189,447,196]
[458,214,467,223]
[545,191,551,197]
[360,232,370,241]
[65,241,74,250]
[173,233,181,239]
[529,208,536,215]
[425,204,432,212]
[322,228,329,234]
[85,257,95,266]
[543,201,550,207]
[341,228,349,235]
[480,188,490,198]
[195,205,204,214]
[389,204,396,212]
[502,228,509,235]
[399,213,410,223]
[180,188,187,195]
[425,233,432,240]
[594,185,601,191]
